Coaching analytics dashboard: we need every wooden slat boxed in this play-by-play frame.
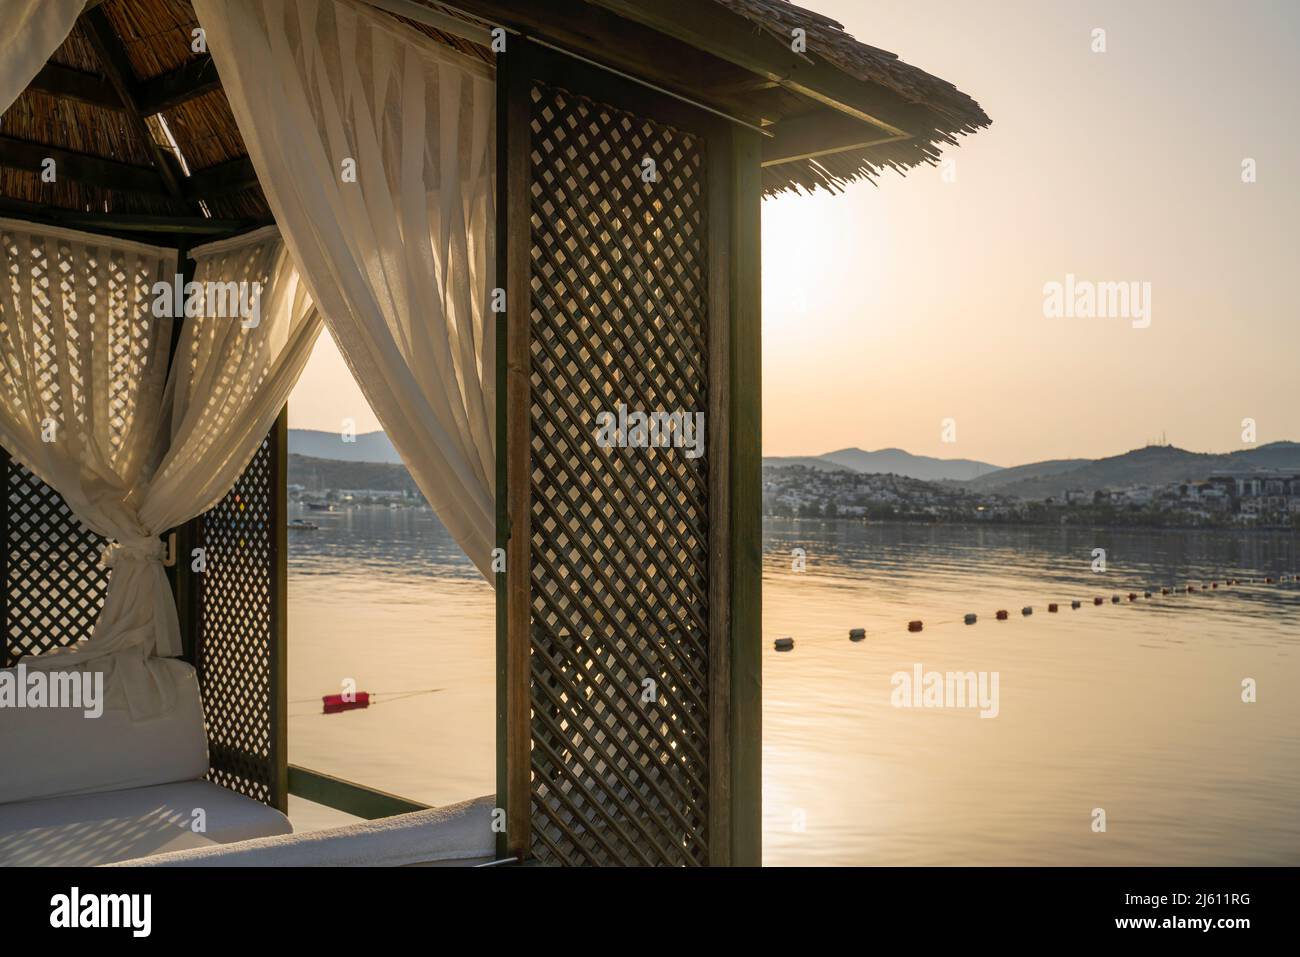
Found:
[82,7,188,203]
[524,62,713,866]
[0,136,169,195]
[134,56,221,116]
[26,62,122,109]
[0,197,264,236]
[764,109,910,167]
[184,156,259,200]
[287,765,430,820]
[195,427,285,809]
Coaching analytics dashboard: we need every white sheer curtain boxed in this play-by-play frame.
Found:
[0,220,178,715]
[0,0,85,115]
[193,0,498,577]
[144,227,321,533]
[0,221,319,716]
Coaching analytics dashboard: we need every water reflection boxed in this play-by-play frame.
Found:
[763,519,1300,865]
[288,502,481,582]
[287,509,1300,863]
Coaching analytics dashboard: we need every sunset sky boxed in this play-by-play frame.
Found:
[291,0,1300,468]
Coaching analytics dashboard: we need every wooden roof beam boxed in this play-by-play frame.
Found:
[446,0,768,125]
[0,135,169,195]
[184,156,259,200]
[26,63,122,110]
[0,136,257,208]
[24,56,219,117]
[82,6,189,202]
[134,55,221,116]
[763,109,908,167]
[584,0,934,140]
[0,197,267,236]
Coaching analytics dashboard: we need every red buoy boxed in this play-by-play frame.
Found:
[323,692,370,714]
[995,609,1009,620]
[908,620,923,633]
[1048,603,1059,613]
[1093,597,1104,605]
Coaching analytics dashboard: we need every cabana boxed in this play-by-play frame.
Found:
[0,0,988,866]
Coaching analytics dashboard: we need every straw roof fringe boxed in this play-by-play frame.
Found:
[712,0,990,195]
[0,0,989,224]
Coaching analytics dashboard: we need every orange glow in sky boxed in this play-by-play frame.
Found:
[292,0,1300,467]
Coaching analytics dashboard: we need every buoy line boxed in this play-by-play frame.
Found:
[770,573,1300,652]
[288,686,444,718]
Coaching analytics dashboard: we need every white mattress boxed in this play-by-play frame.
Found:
[0,780,292,866]
[115,795,496,867]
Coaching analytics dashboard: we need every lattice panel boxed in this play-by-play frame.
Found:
[528,82,712,865]
[3,455,110,666]
[195,432,280,807]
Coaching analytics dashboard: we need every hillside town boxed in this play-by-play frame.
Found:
[763,465,1300,528]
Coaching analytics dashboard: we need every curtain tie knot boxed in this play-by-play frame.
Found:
[101,537,166,569]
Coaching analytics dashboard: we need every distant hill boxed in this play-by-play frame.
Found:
[289,429,402,464]
[801,447,1004,481]
[288,453,420,496]
[967,442,1300,500]
[962,457,1091,492]
[297,426,1300,500]
[760,455,854,473]
[763,448,1001,481]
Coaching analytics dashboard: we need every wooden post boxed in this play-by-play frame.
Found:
[493,40,512,861]
[706,119,734,866]
[501,37,535,861]
[496,37,764,866]
[726,124,764,866]
[168,237,200,664]
[269,407,289,813]
[0,446,7,667]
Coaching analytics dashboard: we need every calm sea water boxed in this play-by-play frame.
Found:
[288,508,1300,864]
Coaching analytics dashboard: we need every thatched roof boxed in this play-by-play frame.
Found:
[712,0,990,194]
[0,0,988,239]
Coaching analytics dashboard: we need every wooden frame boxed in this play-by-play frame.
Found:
[189,410,289,813]
[0,446,7,668]
[499,38,532,861]
[270,406,290,812]
[497,36,761,866]
[723,122,763,866]
[288,766,431,820]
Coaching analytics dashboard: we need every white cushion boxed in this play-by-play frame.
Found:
[0,657,209,805]
[0,780,293,866]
